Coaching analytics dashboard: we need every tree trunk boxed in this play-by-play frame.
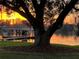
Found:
[76,23,79,36]
[34,29,50,48]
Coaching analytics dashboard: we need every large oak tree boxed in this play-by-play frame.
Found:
[0,0,79,48]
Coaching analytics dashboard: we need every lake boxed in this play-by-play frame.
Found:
[50,34,79,46]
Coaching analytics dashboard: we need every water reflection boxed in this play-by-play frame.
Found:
[50,34,79,46]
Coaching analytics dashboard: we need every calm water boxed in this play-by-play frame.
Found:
[50,34,79,46]
[0,34,79,46]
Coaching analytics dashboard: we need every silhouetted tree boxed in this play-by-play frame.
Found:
[1,0,78,48]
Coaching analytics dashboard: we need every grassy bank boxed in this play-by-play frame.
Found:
[0,41,79,49]
[0,41,32,47]
[0,41,79,59]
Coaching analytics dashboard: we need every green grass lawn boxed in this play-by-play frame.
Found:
[0,41,79,59]
[0,41,32,47]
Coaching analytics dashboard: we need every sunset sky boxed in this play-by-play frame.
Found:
[0,6,26,25]
[0,4,78,25]
[0,11,26,21]
[64,13,77,24]
[0,10,77,25]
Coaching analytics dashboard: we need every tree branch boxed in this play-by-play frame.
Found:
[74,7,79,11]
[40,0,47,8]
[15,0,35,23]
[31,0,47,33]
[32,0,39,11]
[2,0,46,34]
[32,0,47,13]
[2,1,27,19]
[46,0,78,38]
[2,0,35,25]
